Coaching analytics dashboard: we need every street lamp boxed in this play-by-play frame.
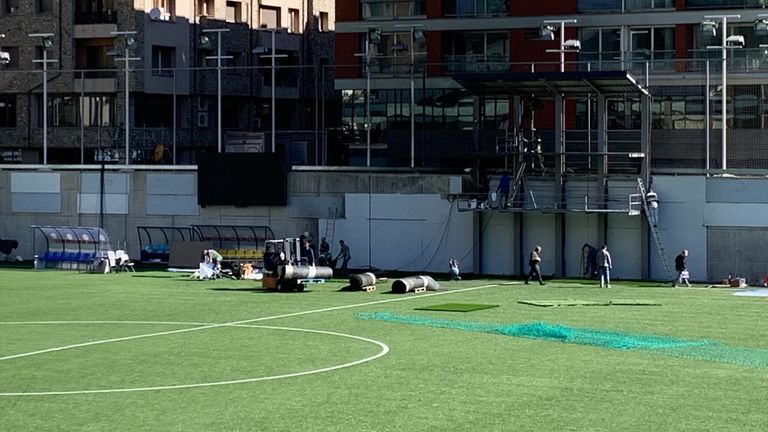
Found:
[253,27,287,153]
[355,28,382,167]
[201,28,231,153]
[394,24,426,168]
[29,33,57,165]
[110,31,139,165]
[702,14,741,171]
[540,19,579,72]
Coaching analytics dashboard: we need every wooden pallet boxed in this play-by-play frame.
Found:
[361,285,376,292]
[413,287,426,294]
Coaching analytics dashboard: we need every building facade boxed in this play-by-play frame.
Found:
[0,0,335,164]
[334,0,768,171]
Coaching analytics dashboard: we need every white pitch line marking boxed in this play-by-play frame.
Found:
[0,282,503,362]
[0,324,389,396]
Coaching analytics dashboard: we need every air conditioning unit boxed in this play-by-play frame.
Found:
[197,97,208,111]
[197,112,209,127]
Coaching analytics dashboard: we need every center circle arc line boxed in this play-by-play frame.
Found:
[0,321,390,397]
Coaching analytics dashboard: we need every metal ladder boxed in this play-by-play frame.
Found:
[325,207,337,245]
[637,178,672,280]
[508,162,527,208]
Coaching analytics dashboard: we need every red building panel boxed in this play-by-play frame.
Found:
[510,1,577,16]
[427,0,442,18]
[336,0,359,22]
[335,33,360,78]
[426,31,442,77]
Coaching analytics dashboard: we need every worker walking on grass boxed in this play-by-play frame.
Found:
[674,249,690,287]
[335,240,351,274]
[596,244,612,288]
[525,245,545,285]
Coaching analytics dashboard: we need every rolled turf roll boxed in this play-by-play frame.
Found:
[280,265,334,280]
[391,275,440,293]
[349,272,377,289]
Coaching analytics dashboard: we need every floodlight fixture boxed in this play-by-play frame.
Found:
[725,34,745,48]
[700,20,718,37]
[367,28,382,45]
[413,29,426,44]
[539,25,556,41]
[755,19,768,36]
[563,39,581,51]
[199,34,212,49]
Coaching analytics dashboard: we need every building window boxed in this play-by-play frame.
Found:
[197,0,214,16]
[443,0,507,17]
[577,0,621,12]
[75,39,115,78]
[154,0,176,20]
[361,0,426,20]
[289,8,300,33]
[0,95,16,127]
[444,32,509,73]
[5,0,19,14]
[625,0,673,11]
[579,28,622,71]
[627,27,674,70]
[37,0,54,13]
[226,1,242,23]
[319,12,330,32]
[2,46,19,68]
[260,6,280,28]
[49,96,79,127]
[365,32,427,77]
[134,95,173,127]
[151,45,175,76]
[81,96,115,127]
[36,95,115,127]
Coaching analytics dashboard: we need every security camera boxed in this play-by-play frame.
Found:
[562,39,581,51]
[726,35,745,48]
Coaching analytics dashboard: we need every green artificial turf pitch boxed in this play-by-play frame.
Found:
[519,299,661,307]
[414,303,499,312]
[0,267,766,432]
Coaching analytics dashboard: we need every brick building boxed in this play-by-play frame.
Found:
[0,0,335,164]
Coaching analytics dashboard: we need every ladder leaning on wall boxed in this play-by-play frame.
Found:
[637,178,672,280]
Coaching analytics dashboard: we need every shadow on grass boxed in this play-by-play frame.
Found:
[209,287,314,294]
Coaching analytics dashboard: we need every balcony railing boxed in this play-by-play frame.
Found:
[75,10,118,25]
[365,55,426,77]
[444,54,510,74]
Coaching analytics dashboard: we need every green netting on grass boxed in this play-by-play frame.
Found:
[355,312,768,368]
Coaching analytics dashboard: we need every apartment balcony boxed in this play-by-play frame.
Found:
[75,10,117,25]
[255,30,300,53]
[75,71,117,93]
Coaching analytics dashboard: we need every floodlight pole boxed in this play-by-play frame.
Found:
[262,28,288,153]
[203,28,231,154]
[365,31,371,167]
[29,33,57,165]
[111,31,139,165]
[395,24,426,169]
[543,19,577,72]
[706,15,739,171]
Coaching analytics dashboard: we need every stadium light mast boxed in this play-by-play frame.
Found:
[110,30,139,165]
[253,27,287,153]
[703,14,741,171]
[201,28,231,153]
[540,19,579,72]
[29,33,57,165]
